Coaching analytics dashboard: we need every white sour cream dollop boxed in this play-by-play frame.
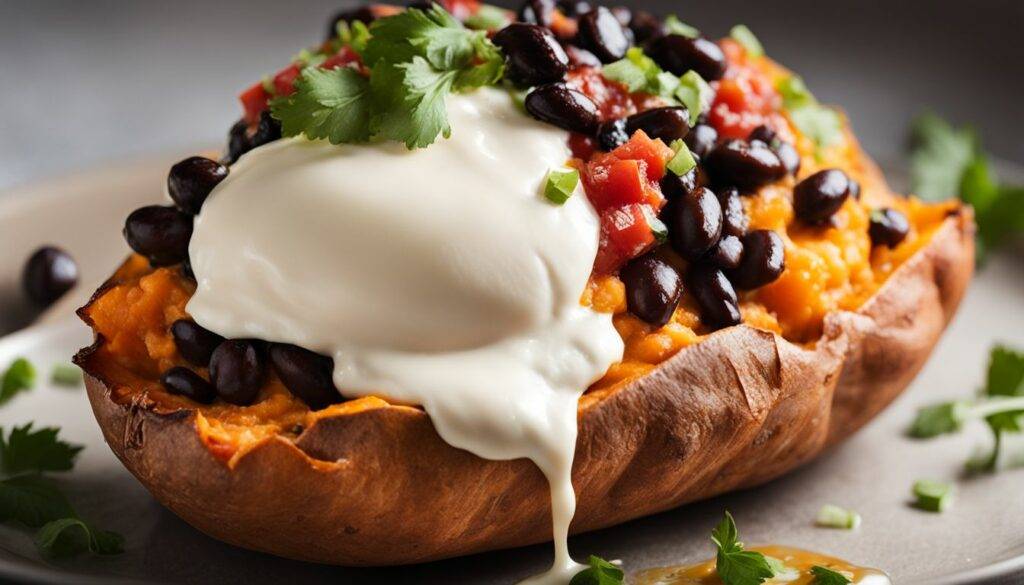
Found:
[187,87,624,584]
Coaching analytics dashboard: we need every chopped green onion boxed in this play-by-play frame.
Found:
[777,75,844,154]
[640,206,668,244]
[664,15,700,39]
[815,504,861,529]
[777,75,815,109]
[50,364,82,388]
[730,24,764,58]
[602,48,658,94]
[544,168,580,205]
[667,139,697,177]
[675,70,713,125]
[912,479,953,512]
[1,357,36,405]
[465,5,510,30]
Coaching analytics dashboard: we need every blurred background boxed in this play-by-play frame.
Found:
[0,0,1022,195]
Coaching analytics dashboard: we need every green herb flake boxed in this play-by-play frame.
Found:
[35,517,124,557]
[712,511,775,585]
[912,479,953,512]
[730,24,764,58]
[1,358,36,406]
[810,565,853,585]
[664,15,700,39]
[0,474,76,528]
[777,75,843,155]
[569,555,624,585]
[50,364,81,388]
[0,424,83,476]
[464,5,510,31]
[640,205,669,244]
[909,113,977,203]
[544,168,580,205]
[603,47,660,94]
[667,139,697,177]
[815,504,861,530]
[674,70,713,125]
[908,401,969,438]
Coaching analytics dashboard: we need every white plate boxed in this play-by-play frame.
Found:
[0,159,1022,585]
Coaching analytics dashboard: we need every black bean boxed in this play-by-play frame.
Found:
[707,235,744,269]
[663,186,723,261]
[619,252,682,327]
[209,340,266,406]
[558,0,592,17]
[730,229,785,290]
[869,208,910,248]
[596,117,629,151]
[525,83,600,134]
[775,141,801,176]
[659,164,701,200]
[562,44,602,68]
[123,205,193,267]
[748,124,776,144]
[269,344,344,410]
[704,139,787,191]
[21,246,78,307]
[518,0,555,27]
[645,34,726,81]
[629,10,663,44]
[160,367,216,404]
[224,119,251,165]
[609,6,631,26]
[687,264,741,331]
[493,24,569,87]
[684,123,718,159]
[251,110,282,149]
[325,6,376,41]
[576,7,631,63]
[793,169,852,225]
[171,319,225,367]
[625,106,690,143]
[717,187,749,237]
[167,156,228,215]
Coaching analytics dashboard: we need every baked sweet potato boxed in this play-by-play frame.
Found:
[76,205,972,565]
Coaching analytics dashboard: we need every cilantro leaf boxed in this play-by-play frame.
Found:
[0,475,75,528]
[1,358,36,405]
[1,424,83,475]
[907,401,969,438]
[810,565,852,585]
[909,113,977,203]
[980,346,1024,470]
[270,67,373,145]
[712,512,775,585]
[35,517,124,557]
[375,58,459,149]
[364,4,474,70]
[569,555,624,585]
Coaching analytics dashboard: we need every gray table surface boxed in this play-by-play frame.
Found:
[0,0,1022,195]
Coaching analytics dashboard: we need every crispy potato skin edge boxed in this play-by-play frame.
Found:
[78,210,974,566]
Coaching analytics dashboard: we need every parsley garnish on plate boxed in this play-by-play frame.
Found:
[909,113,1024,261]
[0,415,123,557]
[810,565,852,585]
[712,511,776,585]
[271,4,504,149]
[569,555,624,585]
[908,345,1024,471]
[1,357,36,405]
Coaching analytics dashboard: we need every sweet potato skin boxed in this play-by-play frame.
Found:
[78,209,974,566]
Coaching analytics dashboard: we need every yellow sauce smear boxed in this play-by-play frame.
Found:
[634,545,887,584]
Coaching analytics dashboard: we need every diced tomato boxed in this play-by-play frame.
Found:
[272,64,302,98]
[708,39,782,140]
[607,130,675,182]
[594,204,657,273]
[441,0,480,20]
[566,67,635,119]
[585,159,648,212]
[239,82,271,126]
[321,46,361,70]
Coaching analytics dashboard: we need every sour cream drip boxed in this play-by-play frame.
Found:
[188,88,624,584]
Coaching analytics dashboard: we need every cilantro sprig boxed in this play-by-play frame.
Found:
[810,565,852,585]
[712,512,776,585]
[569,555,624,585]
[908,345,1024,472]
[0,422,122,557]
[909,113,1024,261]
[272,4,504,149]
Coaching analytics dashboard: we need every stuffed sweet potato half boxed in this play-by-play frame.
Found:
[76,0,973,570]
